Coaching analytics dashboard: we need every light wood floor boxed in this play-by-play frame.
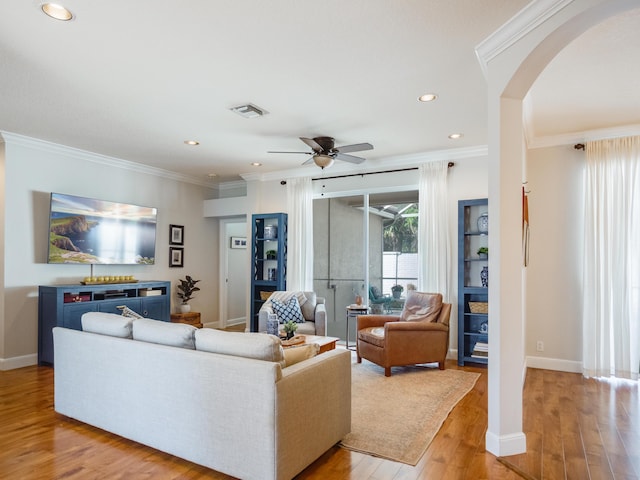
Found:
[1,359,638,479]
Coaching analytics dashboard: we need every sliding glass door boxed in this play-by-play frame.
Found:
[313,190,418,343]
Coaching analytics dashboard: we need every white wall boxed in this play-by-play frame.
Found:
[1,135,217,367]
[526,145,584,371]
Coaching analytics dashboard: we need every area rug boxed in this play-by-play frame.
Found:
[340,360,480,465]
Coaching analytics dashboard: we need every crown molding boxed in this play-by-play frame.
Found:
[0,131,218,189]
[527,123,640,149]
[475,0,574,78]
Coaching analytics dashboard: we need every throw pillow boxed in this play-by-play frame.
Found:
[272,296,305,324]
[371,285,382,299]
[119,305,143,319]
[267,291,308,309]
[283,343,320,367]
[400,291,443,322]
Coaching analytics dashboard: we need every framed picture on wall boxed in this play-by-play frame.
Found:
[169,247,184,267]
[230,236,247,249]
[170,224,184,245]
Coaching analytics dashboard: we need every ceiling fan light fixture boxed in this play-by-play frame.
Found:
[313,154,334,169]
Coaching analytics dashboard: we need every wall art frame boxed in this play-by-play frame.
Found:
[170,224,184,245]
[169,247,184,267]
[230,236,247,249]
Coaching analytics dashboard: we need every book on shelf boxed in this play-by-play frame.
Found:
[471,341,489,358]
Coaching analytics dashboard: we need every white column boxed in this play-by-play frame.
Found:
[485,96,526,456]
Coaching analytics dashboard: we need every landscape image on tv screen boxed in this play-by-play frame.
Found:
[47,193,157,264]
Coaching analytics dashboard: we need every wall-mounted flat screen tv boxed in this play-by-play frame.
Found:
[47,193,157,264]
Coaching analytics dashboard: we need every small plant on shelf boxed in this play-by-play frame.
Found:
[391,284,404,299]
[477,247,489,258]
[265,249,277,260]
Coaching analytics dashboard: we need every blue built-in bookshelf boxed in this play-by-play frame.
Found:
[457,199,489,366]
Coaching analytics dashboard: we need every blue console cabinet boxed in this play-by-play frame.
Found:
[38,280,171,365]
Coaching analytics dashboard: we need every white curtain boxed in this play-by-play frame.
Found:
[417,161,450,300]
[286,177,314,291]
[583,136,640,380]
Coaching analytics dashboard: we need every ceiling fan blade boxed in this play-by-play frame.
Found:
[301,156,314,165]
[267,151,311,154]
[300,137,323,153]
[335,142,373,154]
[336,152,366,164]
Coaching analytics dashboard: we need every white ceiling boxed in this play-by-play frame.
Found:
[1,1,638,184]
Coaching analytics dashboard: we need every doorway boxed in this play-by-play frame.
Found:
[218,217,248,330]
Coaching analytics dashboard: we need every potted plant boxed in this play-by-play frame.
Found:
[477,247,489,259]
[177,275,201,313]
[391,284,404,299]
[265,249,277,260]
[283,320,298,339]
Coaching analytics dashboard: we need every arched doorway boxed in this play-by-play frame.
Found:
[480,0,639,457]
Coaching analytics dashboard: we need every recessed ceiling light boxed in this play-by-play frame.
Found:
[448,133,463,139]
[207,173,217,178]
[418,93,438,102]
[41,3,74,21]
[251,162,262,167]
[184,140,199,146]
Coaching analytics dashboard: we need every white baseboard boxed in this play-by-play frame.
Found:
[486,431,527,457]
[0,353,38,371]
[203,321,219,329]
[526,355,582,373]
[227,317,246,326]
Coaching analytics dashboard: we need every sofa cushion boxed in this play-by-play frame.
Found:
[195,328,285,367]
[272,297,305,324]
[358,326,386,348]
[132,318,196,349]
[400,291,443,322]
[283,343,319,367]
[81,312,133,338]
[299,291,317,320]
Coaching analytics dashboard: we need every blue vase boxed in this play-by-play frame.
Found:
[480,266,489,288]
[477,213,488,234]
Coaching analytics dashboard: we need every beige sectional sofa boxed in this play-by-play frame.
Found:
[53,313,351,480]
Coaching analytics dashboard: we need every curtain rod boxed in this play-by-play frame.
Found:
[574,143,585,150]
[305,162,454,182]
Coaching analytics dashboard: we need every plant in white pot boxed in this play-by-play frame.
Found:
[177,275,200,313]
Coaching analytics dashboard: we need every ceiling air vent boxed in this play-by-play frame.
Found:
[230,103,268,118]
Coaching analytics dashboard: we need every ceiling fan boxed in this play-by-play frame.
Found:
[268,136,373,169]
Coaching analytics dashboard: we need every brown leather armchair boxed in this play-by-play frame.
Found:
[356,291,451,376]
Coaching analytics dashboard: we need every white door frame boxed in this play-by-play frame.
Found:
[218,216,247,329]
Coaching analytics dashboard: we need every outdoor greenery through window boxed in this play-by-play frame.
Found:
[378,203,419,297]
